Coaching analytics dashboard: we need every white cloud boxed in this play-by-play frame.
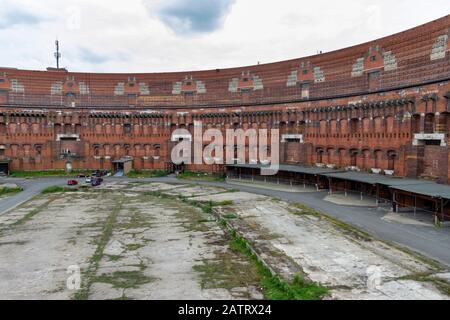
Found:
[0,0,449,72]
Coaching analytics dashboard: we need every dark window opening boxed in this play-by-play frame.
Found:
[317,151,323,163]
[425,140,441,146]
[424,114,435,134]
[124,124,132,134]
[350,119,359,134]
[388,154,397,171]
[370,55,377,62]
[350,152,358,167]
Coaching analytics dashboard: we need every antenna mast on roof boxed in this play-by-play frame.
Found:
[54,40,61,69]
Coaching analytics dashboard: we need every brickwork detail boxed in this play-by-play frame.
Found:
[431,34,449,60]
[383,51,398,71]
[2,16,450,182]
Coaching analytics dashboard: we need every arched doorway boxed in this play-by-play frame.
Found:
[387,151,398,172]
[349,149,358,167]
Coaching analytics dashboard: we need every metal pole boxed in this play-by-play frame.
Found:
[393,191,397,213]
[414,195,417,218]
[376,185,379,206]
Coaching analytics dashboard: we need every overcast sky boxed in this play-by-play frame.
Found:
[0,0,449,73]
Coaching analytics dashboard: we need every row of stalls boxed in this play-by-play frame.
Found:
[225,164,450,223]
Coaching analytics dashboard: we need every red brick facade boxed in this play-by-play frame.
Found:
[1,16,450,181]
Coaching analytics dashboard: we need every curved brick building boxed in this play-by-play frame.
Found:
[1,15,450,186]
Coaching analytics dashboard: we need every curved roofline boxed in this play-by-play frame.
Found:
[1,14,449,76]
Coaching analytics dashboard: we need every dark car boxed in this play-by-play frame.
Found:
[77,173,86,178]
[93,170,104,177]
[91,178,101,187]
[67,180,78,186]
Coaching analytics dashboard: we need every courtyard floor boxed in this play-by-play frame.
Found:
[0,180,449,300]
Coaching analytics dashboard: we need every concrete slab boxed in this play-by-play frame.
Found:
[190,192,266,203]
[324,193,378,207]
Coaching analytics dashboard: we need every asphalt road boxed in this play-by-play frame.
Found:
[0,177,67,214]
[1,176,450,268]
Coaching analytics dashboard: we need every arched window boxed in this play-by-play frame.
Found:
[35,145,42,156]
[387,151,397,171]
[424,114,435,134]
[350,150,358,167]
[317,149,324,164]
[350,118,359,135]
[374,150,383,169]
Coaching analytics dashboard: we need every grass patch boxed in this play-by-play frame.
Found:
[398,272,450,296]
[217,200,234,206]
[193,253,260,292]
[381,240,443,270]
[12,198,54,227]
[74,201,122,300]
[0,187,23,196]
[107,255,123,262]
[41,185,79,194]
[125,243,145,251]
[177,171,226,182]
[223,213,238,220]
[11,170,91,178]
[181,199,234,215]
[126,170,169,179]
[94,270,155,289]
[229,232,329,300]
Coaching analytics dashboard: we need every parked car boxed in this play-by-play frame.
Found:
[77,173,86,178]
[91,178,101,187]
[67,180,78,186]
[93,170,104,177]
[85,176,92,184]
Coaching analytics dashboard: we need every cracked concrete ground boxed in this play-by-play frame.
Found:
[0,183,263,300]
[1,180,449,300]
[189,189,450,300]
